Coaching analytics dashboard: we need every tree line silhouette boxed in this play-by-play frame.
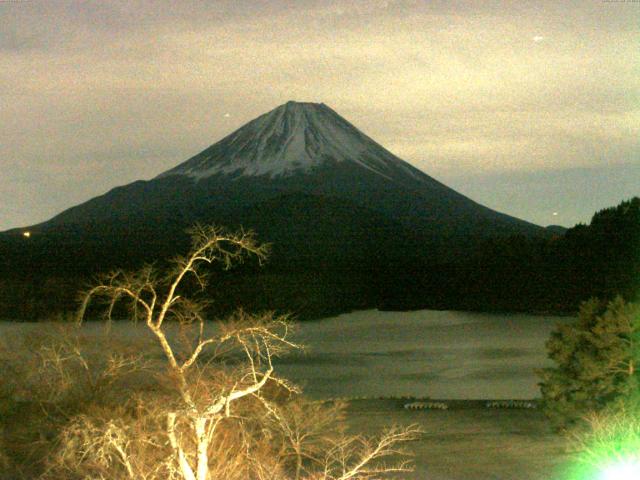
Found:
[1,197,637,321]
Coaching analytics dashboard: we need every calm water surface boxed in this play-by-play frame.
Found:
[274,309,571,400]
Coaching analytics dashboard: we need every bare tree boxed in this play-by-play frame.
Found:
[70,225,419,480]
[271,399,420,480]
[271,399,345,479]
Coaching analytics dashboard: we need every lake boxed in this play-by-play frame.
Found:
[1,309,571,400]
[275,309,571,400]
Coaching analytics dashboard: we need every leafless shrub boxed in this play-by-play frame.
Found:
[0,323,156,479]
[17,325,150,408]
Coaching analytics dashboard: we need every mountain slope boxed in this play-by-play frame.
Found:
[3,101,545,273]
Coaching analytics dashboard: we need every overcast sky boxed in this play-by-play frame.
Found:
[1,0,638,230]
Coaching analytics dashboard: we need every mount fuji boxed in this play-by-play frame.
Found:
[3,101,545,274]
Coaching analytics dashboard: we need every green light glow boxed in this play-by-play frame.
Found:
[599,460,640,480]
[562,400,640,480]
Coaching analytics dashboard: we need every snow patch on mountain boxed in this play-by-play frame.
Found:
[158,101,423,182]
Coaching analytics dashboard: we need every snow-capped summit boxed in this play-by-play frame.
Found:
[159,101,422,181]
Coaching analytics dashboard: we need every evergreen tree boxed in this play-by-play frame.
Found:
[538,296,639,429]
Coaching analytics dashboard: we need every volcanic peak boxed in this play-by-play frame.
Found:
[158,101,421,181]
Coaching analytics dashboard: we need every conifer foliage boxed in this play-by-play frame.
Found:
[538,297,639,429]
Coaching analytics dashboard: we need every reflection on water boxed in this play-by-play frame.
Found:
[274,309,571,400]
